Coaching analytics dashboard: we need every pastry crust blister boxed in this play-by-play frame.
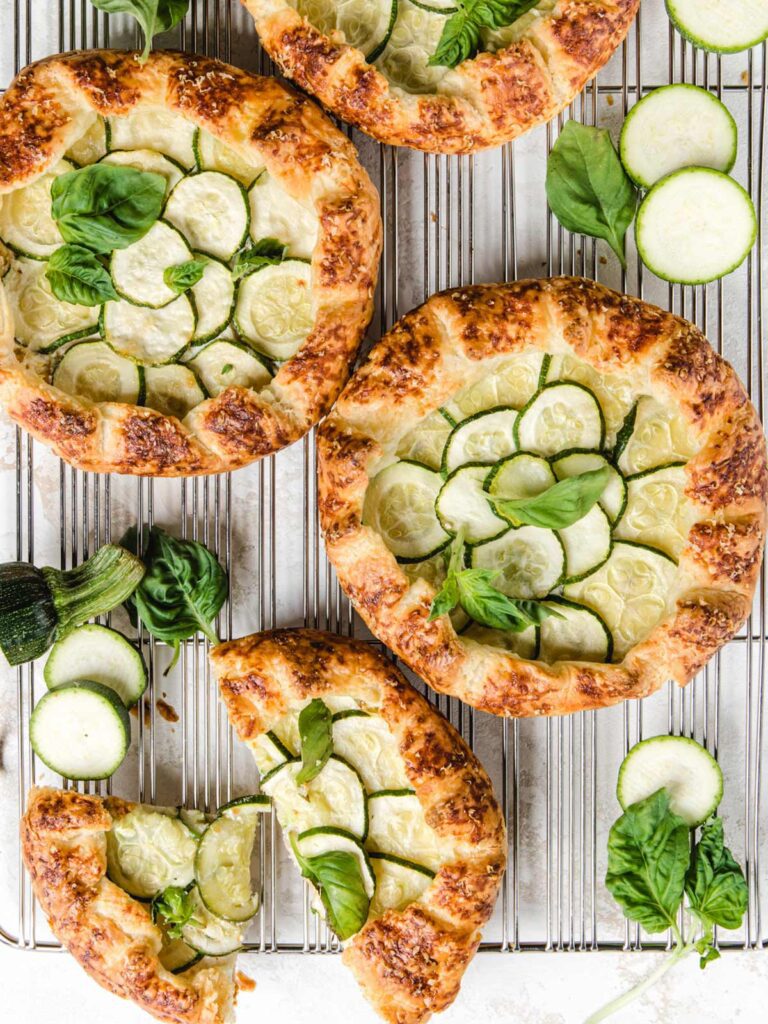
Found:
[20,787,236,1024]
[210,628,507,1024]
[242,0,639,152]
[0,49,381,475]
[316,276,768,718]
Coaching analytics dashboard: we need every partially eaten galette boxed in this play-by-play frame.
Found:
[0,50,380,475]
[211,628,506,1024]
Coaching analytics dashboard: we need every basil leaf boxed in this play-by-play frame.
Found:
[129,525,227,669]
[232,237,288,281]
[685,818,748,932]
[612,401,638,462]
[89,0,189,62]
[428,574,460,622]
[605,789,690,934]
[490,466,611,529]
[296,698,333,785]
[51,165,166,253]
[164,257,207,294]
[429,0,539,68]
[45,244,118,306]
[290,836,369,941]
[546,121,637,269]
[150,885,197,939]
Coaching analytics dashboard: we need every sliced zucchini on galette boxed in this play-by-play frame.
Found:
[21,787,269,1023]
[211,629,506,1024]
[318,277,767,717]
[0,50,380,475]
[242,0,639,152]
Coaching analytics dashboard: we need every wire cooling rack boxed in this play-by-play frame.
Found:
[0,0,766,960]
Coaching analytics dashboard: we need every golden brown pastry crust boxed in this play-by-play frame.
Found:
[316,277,768,717]
[210,628,506,1024]
[20,787,236,1024]
[0,49,381,475]
[241,0,639,153]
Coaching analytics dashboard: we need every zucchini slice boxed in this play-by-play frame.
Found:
[558,504,612,583]
[234,260,313,361]
[102,294,196,364]
[613,464,693,560]
[110,221,192,308]
[66,115,108,165]
[43,622,147,708]
[442,352,547,422]
[435,464,508,543]
[515,382,605,456]
[187,339,272,398]
[108,108,198,168]
[538,597,612,664]
[0,159,72,258]
[261,756,368,839]
[665,0,768,53]
[53,340,141,404]
[143,364,207,419]
[369,852,434,918]
[362,461,450,561]
[375,0,450,94]
[619,85,738,189]
[179,808,211,837]
[331,713,411,793]
[191,256,235,343]
[443,407,519,474]
[30,680,131,781]
[299,0,397,59]
[367,790,444,871]
[471,526,565,599]
[5,257,99,350]
[617,735,723,827]
[635,167,756,285]
[551,450,627,526]
[400,553,470,632]
[395,409,453,471]
[486,451,556,503]
[460,621,539,660]
[195,803,261,922]
[100,149,184,197]
[545,353,634,449]
[196,129,263,186]
[181,887,244,956]
[617,395,698,476]
[158,935,203,975]
[564,541,678,661]
[248,171,319,260]
[295,826,376,898]
[107,805,197,899]
[165,171,250,261]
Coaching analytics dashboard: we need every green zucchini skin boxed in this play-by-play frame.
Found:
[0,563,58,665]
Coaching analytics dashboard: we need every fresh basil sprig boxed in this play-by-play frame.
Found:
[150,885,198,939]
[428,529,563,632]
[587,790,748,1022]
[546,121,638,269]
[231,237,288,281]
[45,244,118,306]
[89,0,189,62]
[120,524,228,670]
[290,835,370,941]
[164,257,207,294]
[51,165,166,254]
[429,0,539,68]
[489,466,611,529]
[296,698,333,785]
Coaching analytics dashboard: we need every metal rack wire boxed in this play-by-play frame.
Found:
[0,0,766,959]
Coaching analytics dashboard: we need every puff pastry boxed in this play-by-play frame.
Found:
[20,787,236,1024]
[316,276,767,717]
[210,628,507,1024]
[0,50,381,475]
[242,0,639,152]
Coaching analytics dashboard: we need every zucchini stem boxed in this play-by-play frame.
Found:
[43,544,145,637]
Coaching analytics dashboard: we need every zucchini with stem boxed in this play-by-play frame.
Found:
[0,544,145,666]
